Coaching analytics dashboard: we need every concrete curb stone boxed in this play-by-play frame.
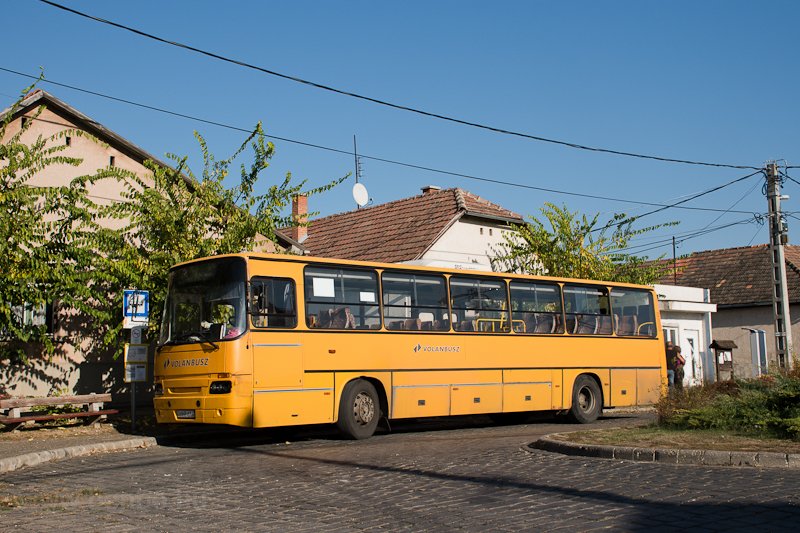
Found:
[531,435,800,468]
[0,437,157,474]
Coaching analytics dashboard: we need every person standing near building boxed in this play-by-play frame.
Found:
[674,346,686,391]
[665,341,676,387]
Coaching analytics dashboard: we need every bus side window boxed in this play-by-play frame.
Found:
[610,289,655,337]
[250,278,297,329]
[304,267,380,329]
[450,276,509,333]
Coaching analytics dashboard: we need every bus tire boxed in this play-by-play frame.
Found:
[568,375,602,424]
[337,379,380,439]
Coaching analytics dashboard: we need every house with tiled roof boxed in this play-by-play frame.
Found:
[286,186,525,270]
[659,244,800,379]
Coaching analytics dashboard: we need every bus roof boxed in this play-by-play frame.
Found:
[171,252,657,291]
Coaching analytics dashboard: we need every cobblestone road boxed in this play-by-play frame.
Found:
[2,413,799,532]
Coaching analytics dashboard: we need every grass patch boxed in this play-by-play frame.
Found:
[555,425,800,453]
[557,367,800,452]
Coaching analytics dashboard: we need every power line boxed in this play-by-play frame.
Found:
[593,170,764,233]
[38,0,761,171]
[0,66,758,217]
[618,217,759,255]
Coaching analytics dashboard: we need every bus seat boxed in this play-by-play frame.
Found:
[404,318,422,330]
[316,309,333,328]
[576,314,597,335]
[533,313,555,334]
[420,321,433,331]
[617,315,638,336]
[387,320,403,330]
[458,320,474,332]
[596,315,613,335]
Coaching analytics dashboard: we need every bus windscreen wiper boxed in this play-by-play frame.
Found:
[171,330,219,349]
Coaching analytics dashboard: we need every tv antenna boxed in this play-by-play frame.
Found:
[352,135,370,208]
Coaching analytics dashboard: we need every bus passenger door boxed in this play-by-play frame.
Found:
[250,277,303,389]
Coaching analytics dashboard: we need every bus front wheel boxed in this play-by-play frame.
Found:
[568,375,602,424]
[337,379,380,439]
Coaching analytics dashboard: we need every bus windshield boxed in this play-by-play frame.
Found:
[159,257,247,345]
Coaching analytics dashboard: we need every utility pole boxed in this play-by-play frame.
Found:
[766,162,793,369]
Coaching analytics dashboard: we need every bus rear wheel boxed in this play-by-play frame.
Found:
[568,375,602,424]
[337,379,380,439]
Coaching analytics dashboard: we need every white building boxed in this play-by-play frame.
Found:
[655,284,717,386]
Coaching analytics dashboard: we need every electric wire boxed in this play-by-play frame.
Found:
[592,170,764,233]
[0,66,758,216]
[37,0,761,171]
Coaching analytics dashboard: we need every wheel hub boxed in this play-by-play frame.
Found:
[353,391,375,426]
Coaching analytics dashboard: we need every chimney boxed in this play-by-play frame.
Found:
[421,185,441,195]
[291,194,308,242]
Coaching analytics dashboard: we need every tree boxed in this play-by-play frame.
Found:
[2,83,344,368]
[91,123,345,345]
[492,202,675,285]
[0,88,129,364]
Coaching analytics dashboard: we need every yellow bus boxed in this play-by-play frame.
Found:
[153,253,665,439]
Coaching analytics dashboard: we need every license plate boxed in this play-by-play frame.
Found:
[176,409,196,420]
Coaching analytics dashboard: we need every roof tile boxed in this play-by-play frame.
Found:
[659,244,800,306]
[298,188,523,262]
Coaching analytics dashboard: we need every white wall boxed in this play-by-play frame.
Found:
[402,218,515,271]
[655,284,716,386]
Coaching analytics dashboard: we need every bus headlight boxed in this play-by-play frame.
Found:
[209,381,232,394]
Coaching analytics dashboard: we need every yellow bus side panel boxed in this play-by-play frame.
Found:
[503,369,557,411]
[451,384,503,415]
[252,372,333,427]
[392,385,451,418]
[252,338,303,389]
[637,368,662,405]
[610,369,637,407]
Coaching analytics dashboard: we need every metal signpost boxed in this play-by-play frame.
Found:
[123,290,149,431]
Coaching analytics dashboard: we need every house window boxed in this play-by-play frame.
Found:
[65,136,71,147]
[304,266,379,329]
[450,276,509,333]
[749,329,768,376]
[382,271,449,331]
[109,155,116,167]
[3,302,55,337]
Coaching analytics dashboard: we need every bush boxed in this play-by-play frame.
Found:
[657,367,800,440]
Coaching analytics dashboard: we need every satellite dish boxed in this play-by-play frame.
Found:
[353,182,369,207]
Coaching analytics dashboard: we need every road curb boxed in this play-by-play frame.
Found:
[0,437,158,474]
[531,435,800,468]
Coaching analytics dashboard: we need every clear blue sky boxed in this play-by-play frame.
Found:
[4,1,799,258]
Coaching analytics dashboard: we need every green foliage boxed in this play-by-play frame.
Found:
[492,202,676,284]
[89,122,345,345]
[658,370,800,440]
[0,84,130,363]
[2,83,344,365]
